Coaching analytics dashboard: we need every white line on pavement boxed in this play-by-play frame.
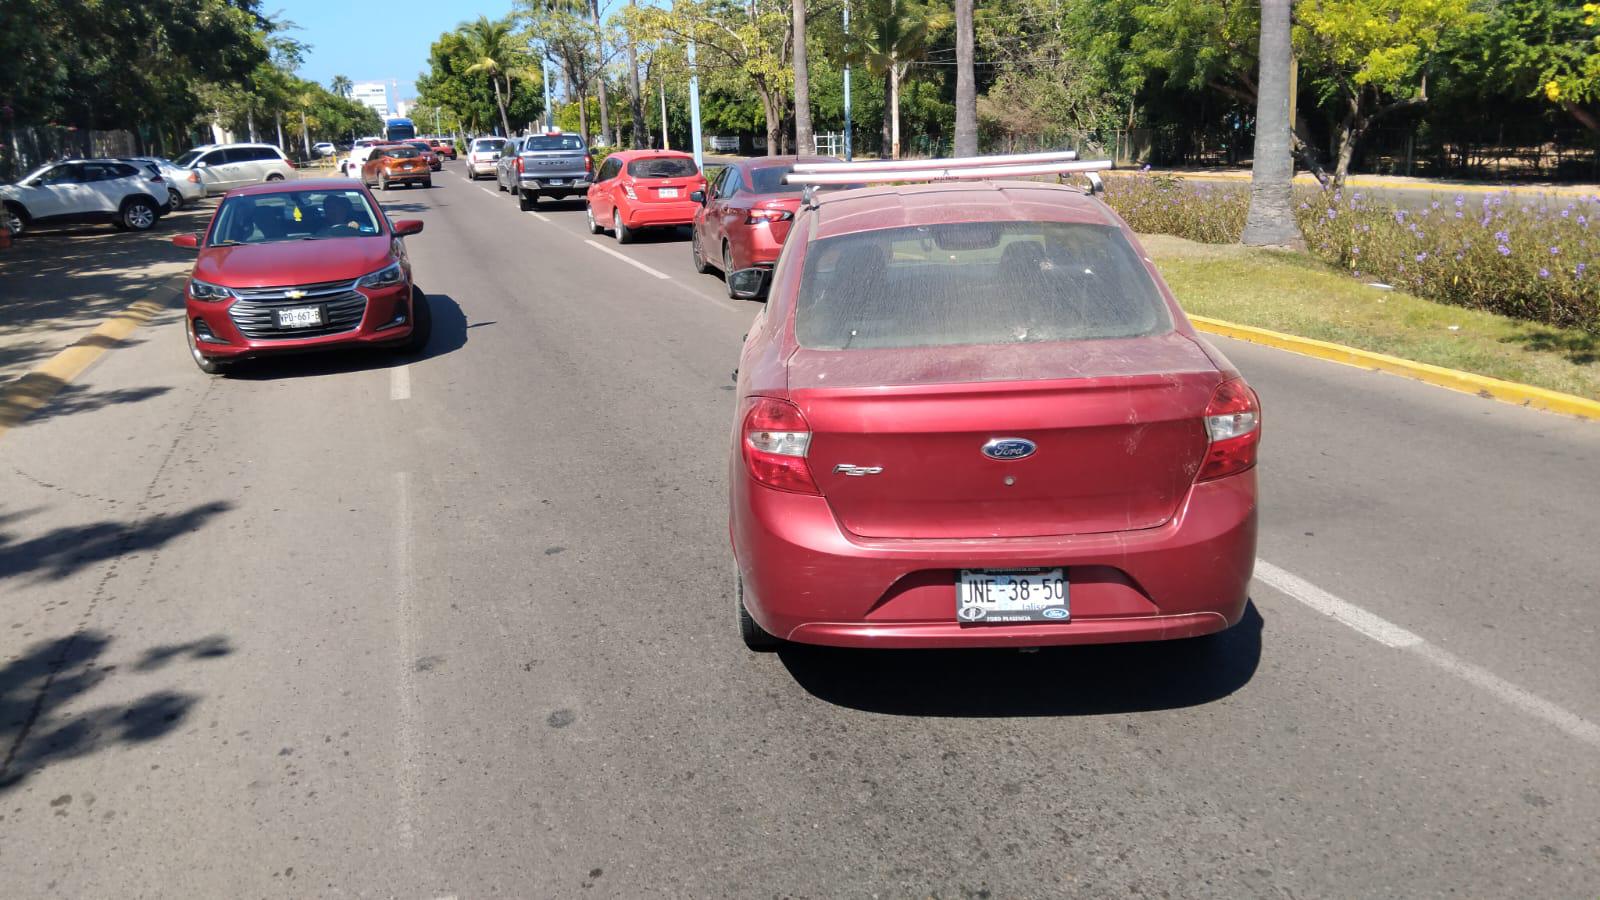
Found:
[390,365,411,401]
[527,211,551,223]
[585,239,672,280]
[1255,558,1600,748]
[480,187,498,196]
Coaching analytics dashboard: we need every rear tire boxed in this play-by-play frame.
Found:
[379,173,390,191]
[266,173,285,182]
[403,286,432,354]
[737,575,781,652]
[120,197,158,232]
[4,203,28,238]
[518,190,536,211]
[423,178,433,189]
[167,188,184,211]
[613,209,634,244]
[722,243,740,298]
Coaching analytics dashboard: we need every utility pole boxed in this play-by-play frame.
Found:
[687,39,703,169]
[543,54,554,131]
[842,1,852,160]
[660,77,670,150]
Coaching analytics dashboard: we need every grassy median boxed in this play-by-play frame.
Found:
[1141,233,1600,401]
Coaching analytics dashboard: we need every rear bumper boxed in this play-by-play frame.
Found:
[469,160,497,175]
[519,176,590,193]
[731,470,1257,649]
[728,224,787,269]
[187,281,415,360]
[382,170,429,183]
[622,201,700,228]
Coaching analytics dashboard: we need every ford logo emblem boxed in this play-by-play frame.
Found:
[1041,607,1070,620]
[981,438,1037,461]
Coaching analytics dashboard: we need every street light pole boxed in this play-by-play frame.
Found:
[687,39,703,169]
[843,1,852,160]
[543,53,554,131]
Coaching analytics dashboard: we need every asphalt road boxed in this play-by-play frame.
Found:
[1,165,1597,898]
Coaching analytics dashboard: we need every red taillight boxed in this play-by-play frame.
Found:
[623,182,638,200]
[188,171,200,183]
[1197,377,1261,481]
[746,208,793,224]
[741,397,818,494]
[585,154,593,174]
[516,156,523,174]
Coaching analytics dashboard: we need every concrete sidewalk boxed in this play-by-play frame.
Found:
[0,202,213,386]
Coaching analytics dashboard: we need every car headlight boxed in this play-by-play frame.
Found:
[357,261,404,289]
[188,278,234,301]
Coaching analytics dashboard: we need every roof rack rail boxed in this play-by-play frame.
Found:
[785,156,1113,187]
[789,149,1079,174]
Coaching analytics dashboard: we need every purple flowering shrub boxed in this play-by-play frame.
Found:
[1101,174,1600,334]
[1099,174,1248,245]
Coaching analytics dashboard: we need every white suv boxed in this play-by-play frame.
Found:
[1,158,170,236]
[172,143,295,195]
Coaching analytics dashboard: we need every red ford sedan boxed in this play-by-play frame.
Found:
[586,149,705,243]
[691,156,831,296]
[173,178,430,374]
[728,179,1260,650]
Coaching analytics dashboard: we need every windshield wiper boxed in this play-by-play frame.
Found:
[210,239,244,246]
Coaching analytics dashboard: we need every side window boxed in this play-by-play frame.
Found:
[224,148,255,164]
[599,158,622,181]
[249,147,280,162]
[199,151,227,167]
[108,163,141,180]
[39,164,83,185]
[717,168,740,199]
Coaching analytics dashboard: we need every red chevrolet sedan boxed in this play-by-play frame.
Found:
[586,149,705,243]
[173,178,430,373]
[691,156,831,296]
[728,180,1260,650]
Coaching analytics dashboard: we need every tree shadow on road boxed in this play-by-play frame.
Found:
[778,602,1263,717]
[1501,328,1600,366]
[0,629,232,792]
[222,292,468,380]
[0,500,233,584]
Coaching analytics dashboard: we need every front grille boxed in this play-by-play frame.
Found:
[228,279,368,340]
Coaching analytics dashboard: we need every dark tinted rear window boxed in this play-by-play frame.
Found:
[387,147,421,159]
[627,157,697,179]
[750,166,804,193]
[524,136,585,151]
[795,221,1171,350]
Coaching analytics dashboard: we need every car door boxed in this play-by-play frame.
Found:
[196,149,237,191]
[231,147,270,184]
[712,166,745,250]
[697,166,729,249]
[17,163,89,219]
[589,156,622,220]
[80,162,138,212]
[363,149,387,185]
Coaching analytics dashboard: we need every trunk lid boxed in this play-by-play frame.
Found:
[634,177,699,203]
[789,334,1221,539]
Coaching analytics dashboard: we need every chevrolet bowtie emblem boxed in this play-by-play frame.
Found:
[285,290,306,299]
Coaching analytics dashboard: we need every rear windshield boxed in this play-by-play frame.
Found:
[386,147,421,159]
[473,139,505,151]
[750,166,804,193]
[523,135,585,151]
[627,157,697,179]
[173,150,203,167]
[795,221,1171,350]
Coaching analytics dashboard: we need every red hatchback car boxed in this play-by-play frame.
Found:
[586,149,705,243]
[728,175,1260,651]
[691,156,830,296]
[173,178,430,374]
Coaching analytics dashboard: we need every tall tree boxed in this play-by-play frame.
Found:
[846,0,950,158]
[794,0,813,155]
[330,74,353,99]
[952,0,976,155]
[627,0,647,147]
[588,0,614,144]
[1242,0,1299,247]
[461,15,520,135]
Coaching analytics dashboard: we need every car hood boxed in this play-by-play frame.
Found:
[194,237,395,289]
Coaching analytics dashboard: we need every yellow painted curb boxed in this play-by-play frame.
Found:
[0,277,181,439]
[1189,314,1600,421]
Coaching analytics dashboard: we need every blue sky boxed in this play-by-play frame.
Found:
[270,1,518,108]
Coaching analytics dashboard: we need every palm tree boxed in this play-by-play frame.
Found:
[793,0,812,156]
[330,74,353,99]
[952,0,976,156]
[846,0,950,158]
[1241,0,1300,246]
[461,16,518,136]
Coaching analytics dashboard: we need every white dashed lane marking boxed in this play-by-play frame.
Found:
[584,239,672,280]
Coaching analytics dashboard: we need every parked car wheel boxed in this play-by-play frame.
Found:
[186,320,229,375]
[723,243,740,297]
[736,575,780,651]
[167,188,184,211]
[423,177,433,189]
[613,209,634,244]
[3,203,27,238]
[117,197,158,232]
[265,173,285,182]
[586,203,604,235]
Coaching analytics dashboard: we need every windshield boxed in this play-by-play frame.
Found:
[523,135,585,151]
[208,189,383,245]
[795,221,1171,350]
[750,166,805,194]
[173,150,203,167]
[627,157,698,179]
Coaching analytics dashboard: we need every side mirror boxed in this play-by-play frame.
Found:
[172,233,200,250]
[690,190,706,204]
[727,267,770,301]
[392,219,424,237]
